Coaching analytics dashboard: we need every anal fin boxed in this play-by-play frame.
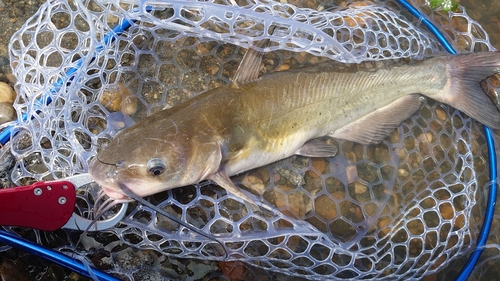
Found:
[331,94,424,144]
[295,138,338,157]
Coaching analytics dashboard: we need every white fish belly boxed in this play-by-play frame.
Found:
[224,130,314,176]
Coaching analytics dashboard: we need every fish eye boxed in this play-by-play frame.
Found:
[147,158,166,176]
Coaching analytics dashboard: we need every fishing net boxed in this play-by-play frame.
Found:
[3,0,500,279]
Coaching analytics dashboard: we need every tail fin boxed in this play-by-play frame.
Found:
[444,52,500,129]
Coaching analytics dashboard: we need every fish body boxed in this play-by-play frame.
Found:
[89,53,500,203]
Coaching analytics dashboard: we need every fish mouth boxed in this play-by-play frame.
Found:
[89,156,130,201]
[101,185,130,201]
[89,156,151,201]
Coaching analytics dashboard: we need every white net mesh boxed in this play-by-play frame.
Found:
[3,0,500,279]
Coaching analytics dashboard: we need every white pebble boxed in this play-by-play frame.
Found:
[0,102,15,124]
[0,82,16,104]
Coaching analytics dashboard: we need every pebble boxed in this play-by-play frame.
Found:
[255,167,270,183]
[354,181,367,194]
[311,157,326,174]
[0,259,34,281]
[0,82,16,124]
[490,73,500,87]
[0,81,16,103]
[4,74,15,84]
[482,74,500,110]
[331,190,345,200]
[0,102,15,124]
[305,170,322,194]
[377,217,391,237]
[241,174,265,194]
[241,167,270,194]
[274,185,307,218]
[315,195,337,220]
[186,260,218,280]
[219,261,247,281]
[398,168,409,177]
[0,56,8,66]
[439,203,454,220]
[196,44,210,54]
[345,165,357,183]
[434,107,447,121]
[99,83,138,115]
[425,132,434,142]
[398,149,406,161]
[275,166,305,186]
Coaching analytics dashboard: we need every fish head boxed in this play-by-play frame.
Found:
[88,120,223,200]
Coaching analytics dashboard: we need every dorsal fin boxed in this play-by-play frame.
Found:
[231,26,276,86]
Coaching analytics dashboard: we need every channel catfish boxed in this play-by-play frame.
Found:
[89,52,500,205]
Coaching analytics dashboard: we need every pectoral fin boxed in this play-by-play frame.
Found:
[295,138,338,157]
[331,94,424,144]
[210,171,259,212]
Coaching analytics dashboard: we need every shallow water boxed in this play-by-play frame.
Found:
[0,0,499,280]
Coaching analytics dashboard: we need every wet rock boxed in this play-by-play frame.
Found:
[100,83,138,115]
[315,195,338,220]
[241,175,265,195]
[311,157,326,174]
[219,261,247,281]
[0,81,16,124]
[0,259,34,281]
[0,82,15,103]
[0,102,15,124]
[0,56,8,67]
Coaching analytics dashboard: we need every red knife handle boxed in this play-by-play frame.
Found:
[0,181,76,231]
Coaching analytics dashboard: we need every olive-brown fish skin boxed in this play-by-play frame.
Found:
[89,53,500,203]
